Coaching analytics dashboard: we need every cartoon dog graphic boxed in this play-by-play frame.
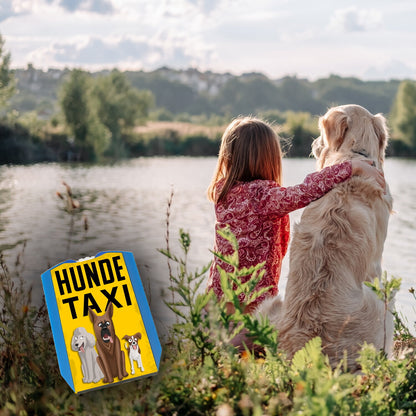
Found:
[71,327,104,383]
[123,332,144,375]
[88,302,128,384]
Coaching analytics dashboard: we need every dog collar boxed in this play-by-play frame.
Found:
[353,149,369,158]
[352,149,376,166]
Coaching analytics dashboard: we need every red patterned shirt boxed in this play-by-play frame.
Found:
[207,161,352,309]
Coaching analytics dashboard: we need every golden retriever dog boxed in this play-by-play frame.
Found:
[257,104,394,370]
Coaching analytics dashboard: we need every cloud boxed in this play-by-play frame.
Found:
[0,0,115,22]
[32,35,211,70]
[364,60,416,80]
[58,0,115,14]
[187,0,223,15]
[49,37,156,65]
[328,6,382,33]
[0,0,32,22]
[0,1,15,22]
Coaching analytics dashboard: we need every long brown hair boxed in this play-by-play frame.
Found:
[207,117,283,203]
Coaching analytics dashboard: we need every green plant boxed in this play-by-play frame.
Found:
[156,227,416,415]
[0,252,62,414]
[364,272,402,351]
[212,226,280,355]
[1,219,415,414]
[159,228,214,365]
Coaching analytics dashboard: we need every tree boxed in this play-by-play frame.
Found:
[59,69,110,160]
[283,111,319,157]
[92,69,154,141]
[0,34,15,108]
[60,69,154,160]
[390,80,416,149]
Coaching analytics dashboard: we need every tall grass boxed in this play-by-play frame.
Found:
[0,200,415,414]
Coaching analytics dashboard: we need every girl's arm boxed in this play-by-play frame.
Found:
[259,160,385,217]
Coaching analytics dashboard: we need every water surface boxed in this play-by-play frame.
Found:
[0,157,414,335]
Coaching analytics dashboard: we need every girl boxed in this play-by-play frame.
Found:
[206,116,385,313]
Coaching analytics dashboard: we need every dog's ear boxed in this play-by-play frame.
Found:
[87,331,96,347]
[105,301,114,318]
[88,307,97,323]
[372,113,389,162]
[311,136,324,159]
[319,108,349,151]
[122,335,130,341]
[135,332,142,340]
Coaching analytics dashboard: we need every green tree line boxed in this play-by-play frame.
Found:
[1,32,416,163]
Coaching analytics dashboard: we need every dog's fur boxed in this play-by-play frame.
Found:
[123,332,144,375]
[88,302,128,383]
[257,104,394,370]
[71,327,104,383]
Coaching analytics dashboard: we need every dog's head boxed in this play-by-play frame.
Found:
[88,302,116,346]
[123,332,142,351]
[71,327,96,353]
[312,104,388,169]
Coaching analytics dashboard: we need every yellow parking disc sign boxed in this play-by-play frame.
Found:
[41,251,161,394]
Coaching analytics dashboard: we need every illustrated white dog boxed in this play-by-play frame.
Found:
[71,327,104,383]
[123,332,144,375]
[257,104,394,370]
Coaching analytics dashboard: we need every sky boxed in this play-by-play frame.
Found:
[1,0,416,80]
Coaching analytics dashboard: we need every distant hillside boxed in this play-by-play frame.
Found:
[11,66,400,119]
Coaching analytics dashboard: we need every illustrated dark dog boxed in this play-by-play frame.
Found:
[88,302,128,383]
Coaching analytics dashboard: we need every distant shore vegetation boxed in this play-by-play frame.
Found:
[1,33,416,163]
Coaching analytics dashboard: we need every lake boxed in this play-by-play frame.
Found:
[0,157,415,336]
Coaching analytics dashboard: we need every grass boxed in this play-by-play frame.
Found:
[133,121,225,140]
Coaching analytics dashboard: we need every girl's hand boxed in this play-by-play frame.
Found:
[351,159,386,192]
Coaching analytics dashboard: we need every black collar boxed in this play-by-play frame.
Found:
[352,149,370,158]
[352,149,376,166]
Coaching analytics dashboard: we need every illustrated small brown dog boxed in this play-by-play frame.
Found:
[88,302,128,383]
[123,332,144,375]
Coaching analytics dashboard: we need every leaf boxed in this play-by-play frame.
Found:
[164,303,188,320]
[194,292,214,313]
[157,248,180,263]
[212,250,239,268]
[291,337,324,375]
[219,267,236,301]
